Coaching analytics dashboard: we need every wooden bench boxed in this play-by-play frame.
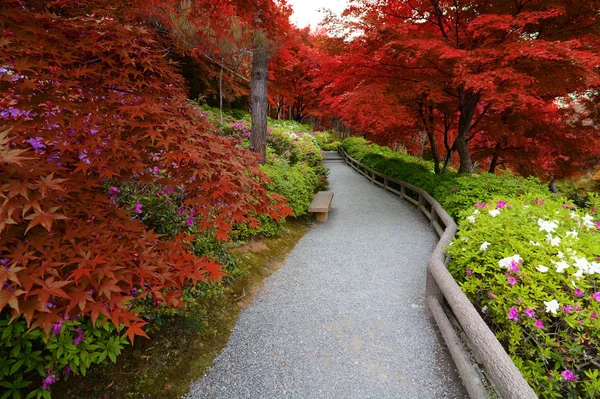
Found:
[308,191,334,222]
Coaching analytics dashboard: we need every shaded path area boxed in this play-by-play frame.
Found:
[185,156,467,399]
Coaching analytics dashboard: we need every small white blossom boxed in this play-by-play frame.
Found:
[582,214,595,229]
[529,240,541,247]
[473,209,480,215]
[467,215,476,223]
[481,305,488,313]
[573,269,584,279]
[557,252,564,259]
[589,262,600,275]
[536,265,548,273]
[565,229,579,239]
[489,209,500,217]
[555,260,570,273]
[544,299,560,315]
[538,218,558,233]
[480,241,490,251]
[546,234,561,247]
[461,237,469,242]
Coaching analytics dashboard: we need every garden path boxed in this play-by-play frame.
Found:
[185,155,467,399]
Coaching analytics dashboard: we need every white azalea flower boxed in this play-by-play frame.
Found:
[467,215,476,223]
[557,252,564,259]
[499,255,522,269]
[473,209,480,215]
[555,261,570,273]
[589,262,600,275]
[565,229,579,239]
[546,234,561,246]
[480,241,490,251]
[536,265,548,273]
[573,269,584,279]
[529,240,541,247]
[582,214,595,228]
[573,257,590,273]
[544,299,560,315]
[538,218,558,233]
[461,237,469,242]
[488,209,500,217]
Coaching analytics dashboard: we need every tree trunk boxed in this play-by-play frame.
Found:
[219,61,224,125]
[549,178,559,194]
[456,90,480,173]
[250,31,269,164]
[488,141,501,173]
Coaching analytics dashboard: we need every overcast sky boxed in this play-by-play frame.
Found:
[287,0,349,29]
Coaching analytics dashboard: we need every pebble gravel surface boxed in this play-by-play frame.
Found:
[185,157,468,399]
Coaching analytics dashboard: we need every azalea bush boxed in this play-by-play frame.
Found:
[342,137,549,218]
[447,196,600,398]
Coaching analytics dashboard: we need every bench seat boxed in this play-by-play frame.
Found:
[308,191,334,222]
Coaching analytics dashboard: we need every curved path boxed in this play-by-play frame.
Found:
[185,156,467,399]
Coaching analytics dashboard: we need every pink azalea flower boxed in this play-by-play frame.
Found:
[508,307,519,322]
[534,319,544,329]
[108,186,120,196]
[592,292,600,302]
[42,375,56,390]
[507,277,517,286]
[562,305,573,314]
[133,203,143,214]
[509,261,520,273]
[496,200,508,209]
[561,370,579,381]
[475,202,487,209]
[186,217,194,226]
[574,288,584,298]
[466,268,472,277]
[591,313,598,319]
[523,309,535,318]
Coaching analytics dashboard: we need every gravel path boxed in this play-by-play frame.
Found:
[185,159,467,399]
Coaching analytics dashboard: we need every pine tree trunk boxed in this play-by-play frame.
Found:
[250,31,268,164]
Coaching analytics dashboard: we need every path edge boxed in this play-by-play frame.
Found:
[337,148,538,399]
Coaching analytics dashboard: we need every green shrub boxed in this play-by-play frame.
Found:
[447,196,600,398]
[0,314,128,398]
[322,141,341,151]
[261,161,319,217]
[341,137,550,219]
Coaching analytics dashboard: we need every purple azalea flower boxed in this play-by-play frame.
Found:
[562,305,573,314]
[475,202,487,209]
[592,292,600,302]
[496,200,508,209]
[186,217,194,226]
[466,268,472,277]
[507,277,517,286]
[574,288,584,298]
[42,375,57,390]
[0,258,10,266]
[75,327,84,335]
[451,187,456,193]
[64,365,71,374]
[133,203,143,214]
[27,137,46,152]
[523,309,535,318]
[74,335,85,345]
[108,186,120,196]
[46,302,55,309]
[534,319,544,329]
[591,313,598,319]
[508,307,519,322]
[596,221,600,230]
[509,261,520,273]
[51,321,63,335]
[130,287,138,296]
[561,370,579,381]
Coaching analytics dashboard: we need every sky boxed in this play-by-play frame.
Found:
[287,0,349,29]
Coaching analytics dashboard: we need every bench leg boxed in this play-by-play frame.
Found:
[315,212,328,222]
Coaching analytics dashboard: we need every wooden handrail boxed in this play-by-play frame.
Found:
[338,148,537,399]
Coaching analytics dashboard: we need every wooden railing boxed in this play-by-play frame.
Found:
[338,148,537,399]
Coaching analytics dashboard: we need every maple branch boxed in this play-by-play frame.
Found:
[429,0,449,40]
